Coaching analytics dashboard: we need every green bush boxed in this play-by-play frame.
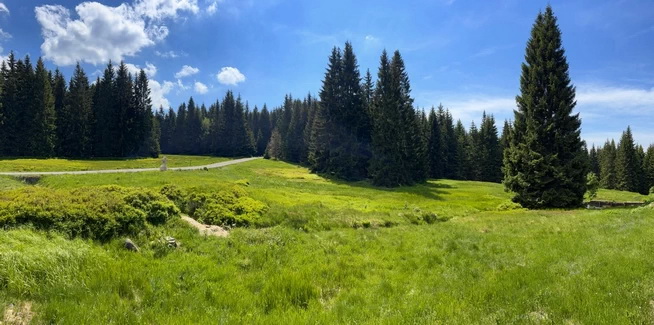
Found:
[0,186,180,240]
[185,186,268,227]
[496,201,524,211]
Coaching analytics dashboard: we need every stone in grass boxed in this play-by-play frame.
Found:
[165,236,178,248]
[124,238,140,252]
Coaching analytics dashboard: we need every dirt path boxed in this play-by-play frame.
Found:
[181,215,229,237]
[0,157,261,176]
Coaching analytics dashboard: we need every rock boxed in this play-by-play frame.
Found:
[165,236,178,248]
[124,238,140,252]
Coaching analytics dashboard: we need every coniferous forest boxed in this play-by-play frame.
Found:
[0,7,652,204]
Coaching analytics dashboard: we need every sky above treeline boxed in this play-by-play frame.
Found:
[0,0,652,146]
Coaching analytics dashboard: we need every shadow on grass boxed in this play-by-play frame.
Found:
[315,171,453,201]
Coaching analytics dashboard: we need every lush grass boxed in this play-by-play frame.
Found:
[595,188,652,202]
[41,160,515,229]
[0,155,229,172]
[2,159,654,323]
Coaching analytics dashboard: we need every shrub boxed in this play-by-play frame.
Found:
[0,186,180,240]
[185,186,268,227]
[496,201,524,211]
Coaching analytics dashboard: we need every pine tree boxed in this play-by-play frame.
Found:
[479,113,502,182]
[29,58,57,157]
[310,43,371,180]
[643,145,654,194]
[503,6,587,208]
[427,107,442,178]
[453,120,467,180]
[60,63,92,157]
[588,145,600,179]
[256,105,272,156]
[93,62,115,157]
[599,140,617,189]
[134,70,159,157]
[438,106,458,179]
[615,127,639,192]
[52,69,67,154]
[0,53,18,155]
[113,62,134,156]
[369,50,426,186]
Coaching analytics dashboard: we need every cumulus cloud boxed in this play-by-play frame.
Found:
[216,67,245,86]
[0,3,8,14]
[34,0,198,66]
[194,81,208,94]
[149,79,174,109]
[133,0,199,20]
[176,79,190,90]
[124,62,157,77]
[175,65,199,78]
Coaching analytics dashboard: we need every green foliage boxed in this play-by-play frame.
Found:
[586,172,600,200]
[0,186,179,239]
[503,6,587,208]
[191,187,268,227]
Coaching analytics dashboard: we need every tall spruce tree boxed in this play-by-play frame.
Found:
[427,107,443,178]
[588,145,600,179]
[369,50,426,186]
[615,127,639,192]
[479,113,502,182]
[60,63,92,157]
[310,43,371,180]
[503,6,587,208]
[52,69,67,154]
[29,58,57,157]
[599,140,617,189]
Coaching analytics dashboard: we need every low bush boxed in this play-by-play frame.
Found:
[161,184,268,227]
[496,200,524,211]
[0,186,180,240]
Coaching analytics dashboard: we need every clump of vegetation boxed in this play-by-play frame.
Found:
[496,201,524,211]
[586,172,600,200]
[0,185,179,240]
[401,209,450,225]
[160,184,268,227]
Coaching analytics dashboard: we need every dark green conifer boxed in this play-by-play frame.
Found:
[503,6,587,208]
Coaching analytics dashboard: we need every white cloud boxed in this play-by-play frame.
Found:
[364,35,378,42]
[216,67,245,86]
[133,0,199,20]
[176,79,189,90]
[207,1,218,15]
[576,84,654,111]
[194,81,208,94]
[34,1,198,66]
[124,62,157,77]
[149,79,174,109]
[421,83,654,146]
[155,50,181,58]
[0,3,8,14]
[175,65,199,78]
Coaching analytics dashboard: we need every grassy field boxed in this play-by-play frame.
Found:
[0,155,228,172]
[2,159,654,323]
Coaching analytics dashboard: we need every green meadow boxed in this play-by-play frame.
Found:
[1,158,654,324]
[0,155,227,172]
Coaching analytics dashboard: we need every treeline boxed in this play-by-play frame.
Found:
[263,42,504,186]
[156,92,270,157]
[0,53,159,158]
[589,127,654,195]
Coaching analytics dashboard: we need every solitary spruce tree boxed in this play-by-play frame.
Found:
[503,6,587,208]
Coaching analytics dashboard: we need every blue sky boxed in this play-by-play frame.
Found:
[0,0,653,146]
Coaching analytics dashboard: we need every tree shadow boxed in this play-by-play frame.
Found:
[317,172,453,201]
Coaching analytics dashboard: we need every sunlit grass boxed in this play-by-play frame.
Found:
[2,158,654,323]
[0,155,229,172]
